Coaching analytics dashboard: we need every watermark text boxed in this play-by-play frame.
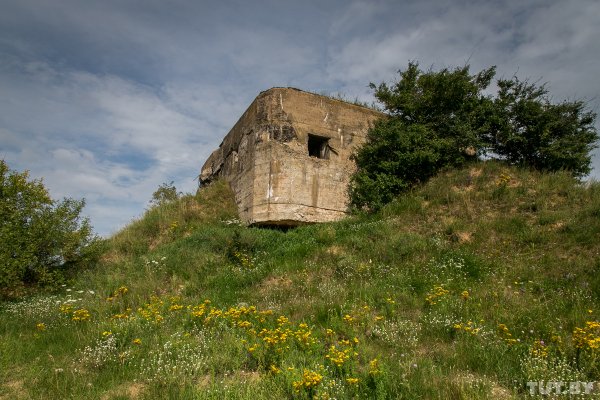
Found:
[527,381,597,395]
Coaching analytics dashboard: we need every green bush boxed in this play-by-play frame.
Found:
[149,180,180,207]
[490,77,597,177]
[350,62,494,211]
[350,62,598,211]
[0,160,101,296]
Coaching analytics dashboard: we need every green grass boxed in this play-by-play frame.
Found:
[1,162,600,399]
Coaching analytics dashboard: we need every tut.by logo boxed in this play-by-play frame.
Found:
[527,381,596,395]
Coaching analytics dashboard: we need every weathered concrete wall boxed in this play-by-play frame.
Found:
[200,87,384,226]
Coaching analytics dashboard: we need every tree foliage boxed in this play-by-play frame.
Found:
[490,77,597,176]
[150,181,180,207]
[350,62,598,211]
[0,160,101,296]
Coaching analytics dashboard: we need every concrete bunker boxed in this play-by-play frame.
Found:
[199,87,384,226]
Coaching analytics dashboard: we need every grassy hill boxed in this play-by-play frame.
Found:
[1,161,600,399]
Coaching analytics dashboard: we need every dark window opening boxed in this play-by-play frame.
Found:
[308,134,330,159]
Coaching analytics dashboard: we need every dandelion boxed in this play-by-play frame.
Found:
[461,290,470,300]
[36,323,46,331]
[133,338,142,345]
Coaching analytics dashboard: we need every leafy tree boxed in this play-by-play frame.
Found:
[489,77,597,177]
[150,181,180,207]
[371,61,496,159]
[350,62,598,211]
[350,62,496,210]
[0,160,100,296]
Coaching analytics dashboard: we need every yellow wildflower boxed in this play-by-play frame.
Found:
[72,308,90,322]
[531,339,548,358]
[292,369,323,392]
[325,345,353,367]
[573,321,600,351]
[59,304,73,314]
[269,364,281,374]
[369,358,381,375]
[238,320,252,329]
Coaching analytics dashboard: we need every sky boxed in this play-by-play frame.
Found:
[1,0,599,236]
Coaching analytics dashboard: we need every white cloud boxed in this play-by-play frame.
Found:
[0,59,231,236]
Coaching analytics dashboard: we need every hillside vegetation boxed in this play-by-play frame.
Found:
[1,161,600,399]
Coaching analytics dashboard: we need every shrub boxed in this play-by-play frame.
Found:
[350,62,494,211]
[350,62,598,211]
[0,160,101,296]
[490,77,597,177]
[149,181,180,207]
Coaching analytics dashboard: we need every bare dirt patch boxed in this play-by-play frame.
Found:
[100,382,146,400]
[258,276,293,296]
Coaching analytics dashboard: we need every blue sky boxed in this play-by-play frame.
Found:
[1,0,599,236]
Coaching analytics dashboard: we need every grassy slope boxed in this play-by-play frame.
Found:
[1,161,600,399]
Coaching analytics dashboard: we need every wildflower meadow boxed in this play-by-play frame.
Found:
[1,162,600,399]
